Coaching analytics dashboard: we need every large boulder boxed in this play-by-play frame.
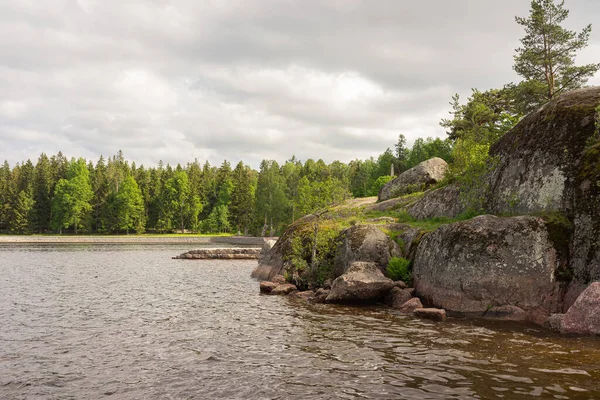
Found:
[407,184,465,220]
[413,215,562,324]
[487,87,600,284]
[326,261,395,303]
[378,157,448,201]
[558,282,600,335]
[333,224,402,277]
[251,214,316,281]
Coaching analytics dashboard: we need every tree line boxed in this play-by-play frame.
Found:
[0,140,453,236]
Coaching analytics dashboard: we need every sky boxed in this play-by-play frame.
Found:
[1,0,599,169]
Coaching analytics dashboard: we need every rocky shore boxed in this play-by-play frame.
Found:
[252,87,600,336]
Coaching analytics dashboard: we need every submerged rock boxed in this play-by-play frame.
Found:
[326,262,394,303]
[413,215,560,324]
[484,305,528,322]
[414,308,447,322]
[378,157,449,201]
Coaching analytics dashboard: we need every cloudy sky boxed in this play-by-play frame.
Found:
[1,0,599,168]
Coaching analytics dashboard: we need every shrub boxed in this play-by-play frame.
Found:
[387,256,412,283]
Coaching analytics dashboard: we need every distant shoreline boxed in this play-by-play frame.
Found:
[0,235,271,246]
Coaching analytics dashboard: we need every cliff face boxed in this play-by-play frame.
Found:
[487,87,600,284]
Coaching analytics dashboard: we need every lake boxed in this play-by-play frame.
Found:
[1,244,599,399]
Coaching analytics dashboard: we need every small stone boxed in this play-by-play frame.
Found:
[414,308,447,322]
[311,288,330,304]
[271,275,287,284]
[259,281,277,294]
[398,297,423,313]
[292,291,315,301]
[544,314,564,332]
[271,283,297,296]
[384,287,413,309]
[394,281,407,289]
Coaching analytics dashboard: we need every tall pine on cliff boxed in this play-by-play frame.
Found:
[514,0,600,105]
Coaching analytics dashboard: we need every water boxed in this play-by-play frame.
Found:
[1,244,599,399]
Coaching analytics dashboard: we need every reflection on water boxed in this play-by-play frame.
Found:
[0,244,599,399]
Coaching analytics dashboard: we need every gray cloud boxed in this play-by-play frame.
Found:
[1,0,598,168]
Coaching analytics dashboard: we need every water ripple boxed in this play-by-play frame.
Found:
[0,244,599,399]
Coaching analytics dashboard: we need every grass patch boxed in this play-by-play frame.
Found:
[387,256,412,283]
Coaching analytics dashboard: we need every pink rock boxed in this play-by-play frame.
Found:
[398,297,423,313]
[560,282,600,335]
[414,308,447,322]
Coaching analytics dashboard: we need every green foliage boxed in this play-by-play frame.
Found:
[114,176,146,233]
[514,0,600,104]
[368,175,393,197]
[284,217,345,289]
[456,152,499,216]
[404,137,453,169]
[51,158,93,234]
[386,257,412,283]
[440,88,520,144]
[10,190,35,234]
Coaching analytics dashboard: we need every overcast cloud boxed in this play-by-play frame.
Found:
[1,0,599,168]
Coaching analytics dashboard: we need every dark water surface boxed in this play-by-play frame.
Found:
[1,244,599,399]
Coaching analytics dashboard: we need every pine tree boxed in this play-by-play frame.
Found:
[32,154,53,233]
[10,190,35,234]
[0,161,12,232]
[230,162,256,235]
[514,0,600,103]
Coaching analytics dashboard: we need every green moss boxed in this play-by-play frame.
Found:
[380,229,406,253]
[581,141,600,182]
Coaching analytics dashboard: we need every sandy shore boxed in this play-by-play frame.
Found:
[0,235,270,246]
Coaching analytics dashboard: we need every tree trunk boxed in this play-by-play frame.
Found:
[260,214,268,237]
